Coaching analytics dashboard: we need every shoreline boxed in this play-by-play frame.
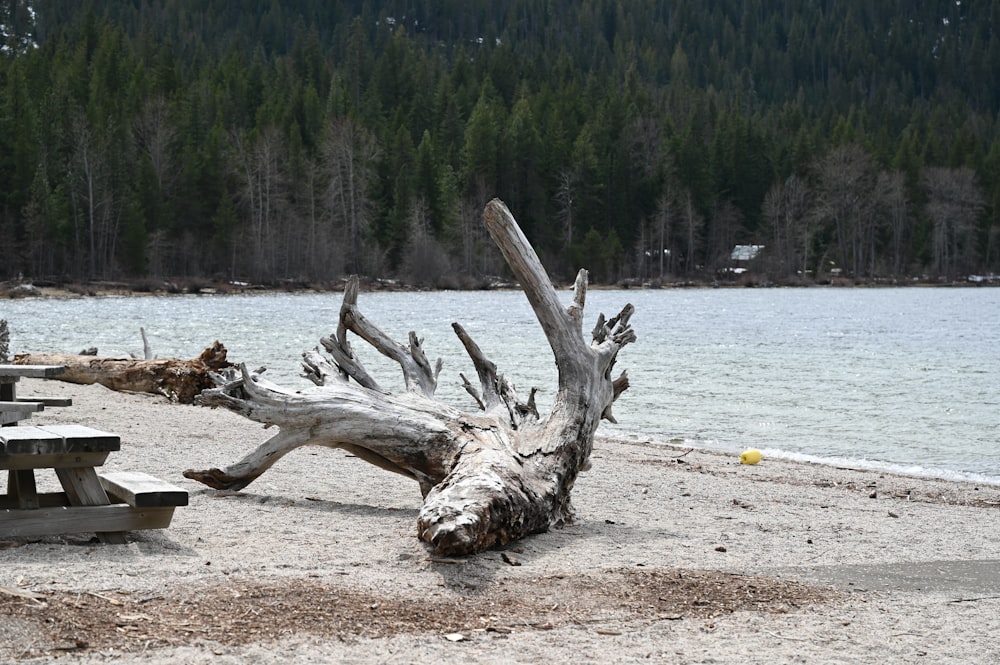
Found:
[3,273,999,300]
[2,380,999,663]
[612,422,1000,490]
[698,442,1000,489]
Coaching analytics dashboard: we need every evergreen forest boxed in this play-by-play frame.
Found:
[2,0,999,288]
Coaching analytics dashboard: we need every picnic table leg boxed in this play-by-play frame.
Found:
[0,381,14,427]
[7,469,40,509]
[54,467,128,544]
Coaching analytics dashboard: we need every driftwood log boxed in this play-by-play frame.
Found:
[14,342,232,404]
[184,200,635,556]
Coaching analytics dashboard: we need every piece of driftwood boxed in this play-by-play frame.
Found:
[185,200,635,555]
[0,319,9,362]
[13,342,232,404]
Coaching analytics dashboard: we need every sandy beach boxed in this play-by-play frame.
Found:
[2,378,999,664]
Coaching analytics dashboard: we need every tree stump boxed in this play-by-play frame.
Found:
[185,200,635,555]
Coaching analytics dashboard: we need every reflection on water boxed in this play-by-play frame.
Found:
[6,287,1000,483]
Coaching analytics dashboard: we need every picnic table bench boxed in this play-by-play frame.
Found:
[0,364,71,425]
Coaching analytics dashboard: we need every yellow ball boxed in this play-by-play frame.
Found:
[740,448,762,465]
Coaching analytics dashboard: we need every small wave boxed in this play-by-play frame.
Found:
[757,448,1000,487]
[637,435,1000,487]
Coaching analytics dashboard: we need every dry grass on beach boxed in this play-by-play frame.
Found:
[4,568,837,656]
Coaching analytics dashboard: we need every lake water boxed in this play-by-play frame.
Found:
[3,287,999,485]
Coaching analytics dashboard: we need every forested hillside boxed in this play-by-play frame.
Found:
[2,0,998,287]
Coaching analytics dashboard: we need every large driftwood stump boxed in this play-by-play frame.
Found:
[185,200,634,555]
[14,343,232,404]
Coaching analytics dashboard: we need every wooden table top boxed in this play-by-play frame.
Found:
[0,364,66,379]
[0,424,121,457]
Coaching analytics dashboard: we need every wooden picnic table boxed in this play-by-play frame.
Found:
[0,424,187,542]
[0,364,72,425]
[0,363,187,542]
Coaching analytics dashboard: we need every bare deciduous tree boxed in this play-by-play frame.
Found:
[402,197,453,286]
[875,171,909,276]
[639,192,676,280]
[923,166,985,277]
[133,96,177,195]
[231,126,288,282]
[679,188,703,275]
[554,169,576,250]
[67,110,126,280]
[762,174,811,277]
[323,117,379,275]
[812,144,877,278]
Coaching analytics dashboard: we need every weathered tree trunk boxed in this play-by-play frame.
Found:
[185,200,634,555]
[13,342,232,404]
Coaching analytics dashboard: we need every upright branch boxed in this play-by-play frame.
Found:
[325,277,442,396]
[452,322,538,428]
[0,319,9,363]
[483,201,590,370]
[184,199,635,556]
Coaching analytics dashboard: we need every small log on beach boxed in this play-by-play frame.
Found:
[13,342,232,403]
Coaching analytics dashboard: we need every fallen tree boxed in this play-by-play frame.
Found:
[14,342,232,404]
[184,199,635,556]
